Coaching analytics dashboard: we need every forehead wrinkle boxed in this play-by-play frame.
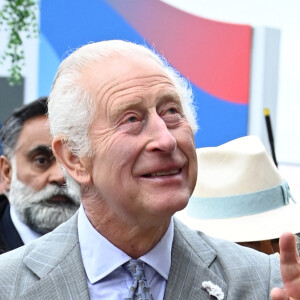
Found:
[90,77,120,125]
[96,73,173,102]
[105,88,143,123]
[157,90,182,105]
[94,76,119,107]
[110,97,144,120]
[115,74,174,91]
[93,72,178,122]
[109,90,182,123]
[115,79,180,104]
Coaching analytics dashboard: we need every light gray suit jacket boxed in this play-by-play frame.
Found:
[0,212,282,299]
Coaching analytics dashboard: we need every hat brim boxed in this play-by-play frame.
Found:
[175,201,300,242]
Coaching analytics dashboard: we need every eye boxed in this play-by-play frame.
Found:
[167,107,178,115]
[126,115,139,123]
[34,155,53,168]
[160,104,183,128]
[118,112,144,134]
[36,157,47,164]
[163,105,181,117]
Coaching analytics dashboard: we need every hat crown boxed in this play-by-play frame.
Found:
[194,135,282,198]
[176,135,300,242]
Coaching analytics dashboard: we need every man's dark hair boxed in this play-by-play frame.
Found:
[0,97,48,159]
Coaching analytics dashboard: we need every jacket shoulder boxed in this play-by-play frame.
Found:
[0,213,80,298]
[172,218,283,299]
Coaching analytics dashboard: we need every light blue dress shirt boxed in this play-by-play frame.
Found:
[10,206,41,244]
[78,205,174,300]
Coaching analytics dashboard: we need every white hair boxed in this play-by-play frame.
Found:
[8,158,80,234]
[48,40,198,194]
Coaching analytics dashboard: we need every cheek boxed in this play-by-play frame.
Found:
[91,132,143,180]
[14,157,45,191]
[175,125,197,184]
[174,120,195,143]
[16,172,45,192]
[174,124,196,159]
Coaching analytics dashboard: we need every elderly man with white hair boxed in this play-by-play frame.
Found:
[0,40,298,300]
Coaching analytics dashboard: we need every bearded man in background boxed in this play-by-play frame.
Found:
[0,97,80,253]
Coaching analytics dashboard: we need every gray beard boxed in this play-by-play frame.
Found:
[9,172,80,235]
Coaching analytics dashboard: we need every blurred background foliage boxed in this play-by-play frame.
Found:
[0,0,38,85]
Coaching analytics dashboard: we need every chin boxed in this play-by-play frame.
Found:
[154,195,189,216]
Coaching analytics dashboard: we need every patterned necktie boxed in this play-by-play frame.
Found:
[124,259,154,300]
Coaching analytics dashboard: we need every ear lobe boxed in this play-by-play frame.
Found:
[52,137,92,185]
[0,155,12,192]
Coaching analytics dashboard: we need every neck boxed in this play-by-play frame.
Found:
[83,199,171,258]
[102,221,170,259]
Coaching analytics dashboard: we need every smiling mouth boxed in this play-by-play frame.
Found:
[142,169,181,177]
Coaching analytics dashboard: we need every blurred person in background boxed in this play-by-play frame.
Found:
[0,97,80,254]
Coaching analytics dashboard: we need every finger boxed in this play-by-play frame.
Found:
[270,287,289,300]
[279,232,300,282]
[280,232,298,263]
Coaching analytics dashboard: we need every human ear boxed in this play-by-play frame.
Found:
[0,155,12,192]
[52,136,92,186]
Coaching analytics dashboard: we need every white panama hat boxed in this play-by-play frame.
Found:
[176,135,300,242]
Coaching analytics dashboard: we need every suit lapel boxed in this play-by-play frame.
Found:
[164,219,228,299]
[19,213,90,299]
[20,246,89,299]
[0,196,23,251]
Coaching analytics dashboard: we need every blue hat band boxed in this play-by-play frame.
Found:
[187,181,295,219]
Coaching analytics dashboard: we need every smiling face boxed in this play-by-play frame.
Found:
[78,52,197,227]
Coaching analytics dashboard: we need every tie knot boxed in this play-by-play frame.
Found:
[123,259,153,300]
[124,259,146,281]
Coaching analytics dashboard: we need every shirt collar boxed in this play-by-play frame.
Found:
[10,205,41,244]
[78,205,173,283]
[141,217,173,280]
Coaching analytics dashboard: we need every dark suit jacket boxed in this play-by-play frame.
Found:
[0,194,24,254]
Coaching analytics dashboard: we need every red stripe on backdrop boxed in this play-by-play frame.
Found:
[104,0,252,104]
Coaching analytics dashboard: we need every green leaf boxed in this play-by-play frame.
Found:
[0,0,39,84]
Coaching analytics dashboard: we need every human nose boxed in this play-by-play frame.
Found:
[145,114,177,153]
[48,160,65,186]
